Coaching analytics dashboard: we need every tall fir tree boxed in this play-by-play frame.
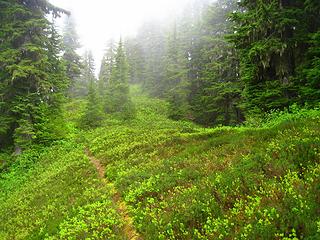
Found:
[81,79,102,128]
[62,15,82,97]
[164,22,190,120]
[136,21,167,97]
[0,0,68,152]
[192,0,244,126]
[296,1,320,105]
[81,50,102,127]
[230,0,310,113]
[75,50,95,97]
[98,39,116,96]
[124,37,146,85]
[105,39,135,119]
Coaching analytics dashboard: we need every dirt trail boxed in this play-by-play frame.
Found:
[85,148,142,240]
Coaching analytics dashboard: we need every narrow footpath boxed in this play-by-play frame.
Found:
[85,148,142,240]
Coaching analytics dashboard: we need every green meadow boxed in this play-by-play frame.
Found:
[1,90,319,239]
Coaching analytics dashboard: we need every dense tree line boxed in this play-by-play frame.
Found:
[230,0,320,113]
[124,0,320,126]
[1,0,319,152]
[123,0,244,126]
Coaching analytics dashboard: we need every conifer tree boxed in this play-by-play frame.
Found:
[0,0,68,151]
[98,39,116,96]
[192,0,244,126]
[124,38,146,84]
[76,50,95,97]
[80,50,102,127]
[62,16,82,97]
[164,22,190,120]
[136,21,167,97]
[296,1,320,105]
[230,0,308,112]
[105,40,135,119]
[81,79,102,128]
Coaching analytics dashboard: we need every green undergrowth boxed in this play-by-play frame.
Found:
[0,140,123,239]
[1,88,320,239]
[84,94,320,239]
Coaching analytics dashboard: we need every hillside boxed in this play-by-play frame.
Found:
[1,90,319,239]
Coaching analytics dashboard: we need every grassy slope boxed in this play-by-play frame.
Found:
[86,93,320,239]
[0,103,123,239]
[0,88,320,239]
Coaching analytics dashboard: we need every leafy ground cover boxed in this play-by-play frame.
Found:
[1,88,319,239]
[85,94,320,239]
[0,131,123,239]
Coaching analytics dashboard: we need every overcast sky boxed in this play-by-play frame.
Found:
[49,0,192,72]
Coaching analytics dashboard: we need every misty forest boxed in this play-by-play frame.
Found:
[1,0,320,239]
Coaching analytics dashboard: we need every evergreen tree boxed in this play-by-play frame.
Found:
[164,22,190,120]
[62,15,82,97]
[98,39,116,96]
[105,40,135,119]
[76,50,95,97]
[192,0,244,126]
[136,21,167,97]
[230,0,310,113]
[0,0,68,152]
[80,50,102,127]
[81,79,102,128]
[296,1,320,105]
[124,38,146,85]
